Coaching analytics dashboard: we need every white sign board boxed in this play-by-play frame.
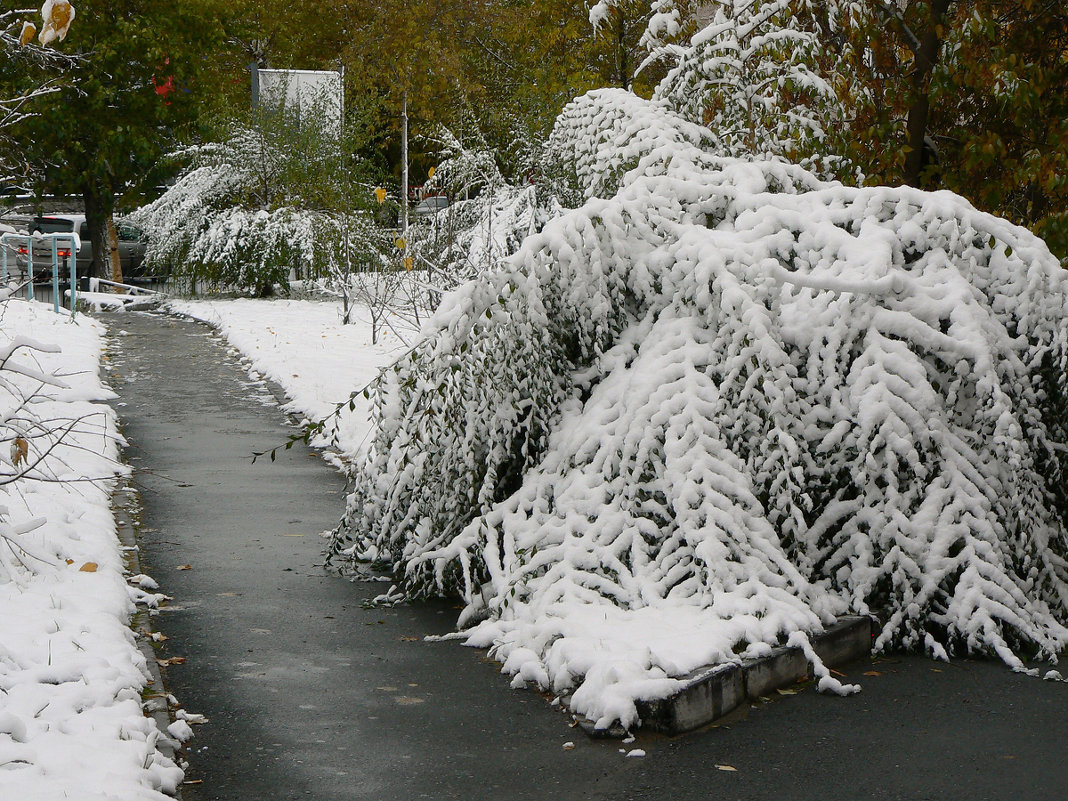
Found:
[254,68,343,136]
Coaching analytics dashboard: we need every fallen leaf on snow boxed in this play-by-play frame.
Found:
[79,562,98,573]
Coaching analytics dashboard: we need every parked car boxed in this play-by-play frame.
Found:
[413,195,449,218]
[19,214,148,278]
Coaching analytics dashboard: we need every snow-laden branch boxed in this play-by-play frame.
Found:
[332,89,1068,730]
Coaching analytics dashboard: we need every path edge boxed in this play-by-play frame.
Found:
[113,476,185,799]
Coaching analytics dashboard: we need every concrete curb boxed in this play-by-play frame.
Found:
[113,477,184,799]
[581,616,873,738]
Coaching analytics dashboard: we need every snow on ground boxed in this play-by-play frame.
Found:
[167,298,412,464]
[0,299,181,800]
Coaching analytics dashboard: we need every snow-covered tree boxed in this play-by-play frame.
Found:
[331,89,1068,729]
[132,99,371,297]
[655,0,849,176]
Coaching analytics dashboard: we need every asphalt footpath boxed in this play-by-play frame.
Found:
[105,309,1068,801]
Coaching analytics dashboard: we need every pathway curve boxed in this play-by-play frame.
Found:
[107,310,1067,801]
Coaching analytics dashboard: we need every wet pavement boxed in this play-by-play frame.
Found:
[106,309,1068,801]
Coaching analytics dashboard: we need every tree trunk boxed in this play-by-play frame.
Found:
[107,217,122,285]
[401,89,409,236]
[616,9,630,90]
[82,184,122,286]
[903,0,954,187]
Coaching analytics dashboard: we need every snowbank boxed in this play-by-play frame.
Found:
[333,91,1068,730]
[0,300,182,799]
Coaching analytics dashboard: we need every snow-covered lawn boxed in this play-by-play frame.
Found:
[0,299,181,800]
[167,298,412,464]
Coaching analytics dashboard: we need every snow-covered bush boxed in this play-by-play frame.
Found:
[332,89,1068,728]
[409,124,556,292]
[543,88,717,207]
[132,104,368,297]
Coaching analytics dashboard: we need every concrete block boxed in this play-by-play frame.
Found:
[635,662,744,735]
[811,616,872,668]
[624,616,872,736]
[743,645,809,698]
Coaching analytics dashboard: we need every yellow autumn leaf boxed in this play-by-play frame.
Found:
[715,764,737,772]
[177,564,192,570]
[19,21,36,46]
[12,436,29,467]
[79,562,98,572]
[39,1,75,46]
[374,187,387,204]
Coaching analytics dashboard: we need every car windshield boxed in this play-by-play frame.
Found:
[118,223,142,241]
[35,218,76,234]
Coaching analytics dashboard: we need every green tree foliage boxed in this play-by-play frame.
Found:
[832,0,1068,262]
[0,6,78,187]
[18,0,228,278]
[657,1,849,178]
[932,1,1068,262]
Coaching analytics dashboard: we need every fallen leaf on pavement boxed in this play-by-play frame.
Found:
[863,671,882,677]
[177,564,192,570]
[715,764,737,772]
[149,632,169,642]
[157,656,187,667]
[400,636,420,642]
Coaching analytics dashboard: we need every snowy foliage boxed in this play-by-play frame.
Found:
[333,90,1068,727]
[412,125,556,290]
[655,0,847,176]
[544,88,717,207]
[132,117,363,296]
